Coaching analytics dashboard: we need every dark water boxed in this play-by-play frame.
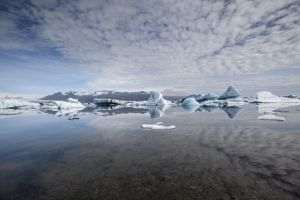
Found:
[1,105,300,200]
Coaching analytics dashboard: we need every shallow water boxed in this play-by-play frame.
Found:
[1,104,300,200]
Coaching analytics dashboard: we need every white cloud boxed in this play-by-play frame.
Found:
[5,0,300,91]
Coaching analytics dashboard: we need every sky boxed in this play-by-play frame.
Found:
[0,0,300,96]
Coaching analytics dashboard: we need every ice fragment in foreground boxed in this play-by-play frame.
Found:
[258,114,285,121]
[141,122,176,130]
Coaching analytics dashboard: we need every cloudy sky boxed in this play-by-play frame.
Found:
[0,0,300,96]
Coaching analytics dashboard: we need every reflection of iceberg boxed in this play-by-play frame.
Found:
[222,107,241,119]
[147,103,170,118]
[258,102,300,114]
[141,122,176,130]
[0,109,23,118]
[202,106,218,112]
[258,114,285,121]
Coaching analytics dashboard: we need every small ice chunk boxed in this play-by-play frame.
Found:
[258,114,285,121]
[141,122,176,130]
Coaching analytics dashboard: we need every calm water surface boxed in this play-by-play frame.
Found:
[0,105,300,200]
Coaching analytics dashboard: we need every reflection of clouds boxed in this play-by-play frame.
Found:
[36,121,300,199]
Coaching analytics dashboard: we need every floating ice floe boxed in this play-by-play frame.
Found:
[258,114,285,121]
[141,122,176,130]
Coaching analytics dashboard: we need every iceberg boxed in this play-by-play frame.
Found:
[255,91,300,103]
[198,93,218,102]
[0,98,39,109]
[147,91,171,106]
[218,86,240,100]
[40,98,85,110]
[182,97,200,106]
[181,97,200,112]
[141,122,176,130]
[258,114,285,121]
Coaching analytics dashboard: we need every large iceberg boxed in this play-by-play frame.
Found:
[40,98,85,110]
[147,91,171,106]
[255,91,300,103]
[218,86,240,100]
[0,97,39,109]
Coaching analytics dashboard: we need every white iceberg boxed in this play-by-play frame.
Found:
[219,86,240,100]
[255,91,300,103]
[0,97,39,109]
[258,114,285,121]
[40,98,85,110]
[147,91,171,106]
[141,122,176,130]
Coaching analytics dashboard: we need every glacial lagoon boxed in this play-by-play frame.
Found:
[1,104,300,200]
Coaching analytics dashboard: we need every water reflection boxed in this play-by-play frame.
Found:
[1,109,300,200]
